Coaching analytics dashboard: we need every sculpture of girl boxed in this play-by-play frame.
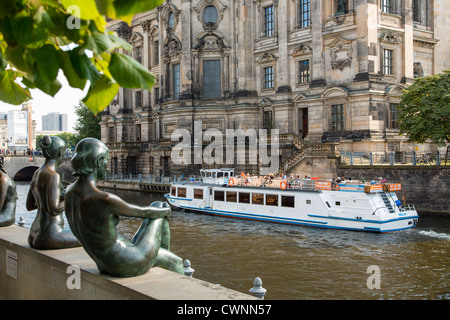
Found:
[27,136,80,249]
[65,138,183,277]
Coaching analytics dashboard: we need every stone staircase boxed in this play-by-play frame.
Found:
[278,134,307,174]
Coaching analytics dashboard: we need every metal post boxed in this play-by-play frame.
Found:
[350,152,353,165]
[139,174,142,183]
[370,152,373,165]
[436,151,440,165]
[413,151,416,166]
[390,151,394,165]
[249,277,267,299]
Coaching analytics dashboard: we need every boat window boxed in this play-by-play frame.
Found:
[281,196,295,208]
[201,171,206,177]
[239,192,250,204]
[194,189,203,200]
[217,172,223,178]
[171,186,176,196]
[214,190,225,201]
[266,194,279,206]
[177,188,186,198]
[224,172,229,177]
[226,191,237,202]
[252,193,264,205]
[335,201,341,206]
[306,199,311,204]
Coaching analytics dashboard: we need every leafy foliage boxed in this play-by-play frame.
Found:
[0,0,164,114]
[73,101,101,140]
[397,70,450,146]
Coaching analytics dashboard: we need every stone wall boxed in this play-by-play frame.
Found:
[0,225,256,300]
[337,166,450,215]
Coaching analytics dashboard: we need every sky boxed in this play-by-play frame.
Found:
[0,71,88,132]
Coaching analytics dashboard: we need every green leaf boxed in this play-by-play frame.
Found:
[61,0,102,21]
[109,52,156,90]
[59,50,87,90]
[83,74,119,115]
[12,16,47,47]
[95,0,117,19]
[113,0,164,24]
[33,6,55,30]
[0,69,31,105]
[82,32,115,55]
[0,51,7,72]
[34,76,62,97]
[35,44,61,82]
[69,47,101,83]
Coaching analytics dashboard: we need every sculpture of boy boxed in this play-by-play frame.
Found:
[27,136,80,249]
[0,156,17,227]
[65,138,184,277]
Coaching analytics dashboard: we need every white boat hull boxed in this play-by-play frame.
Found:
[165,184,419,233]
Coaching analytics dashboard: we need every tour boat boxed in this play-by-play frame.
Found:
[164,169,419,233]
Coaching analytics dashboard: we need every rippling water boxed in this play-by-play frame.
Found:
[13,183,450,300]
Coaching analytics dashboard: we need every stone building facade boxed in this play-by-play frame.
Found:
[100,0,449,176]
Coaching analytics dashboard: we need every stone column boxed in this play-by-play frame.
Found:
[310,0,325,87]
[353,0,378,81]
[402,0,414,83]
[180,0,193,100]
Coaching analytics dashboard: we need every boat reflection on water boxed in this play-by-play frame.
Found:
[13,183,450,300]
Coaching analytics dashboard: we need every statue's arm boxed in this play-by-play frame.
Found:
[0,178,7,209]
[106,193,170,220]
[46,174,64,216]
[26,181,37,211]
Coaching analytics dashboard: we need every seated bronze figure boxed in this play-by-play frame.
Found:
[65,138,184,277]
[27,136,80,249]
[0,156,17,227]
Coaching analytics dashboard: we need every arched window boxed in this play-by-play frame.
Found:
[203,5,218,24]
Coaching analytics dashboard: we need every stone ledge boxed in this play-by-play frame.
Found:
[0,225,256,300]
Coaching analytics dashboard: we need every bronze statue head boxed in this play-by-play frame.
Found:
[39,135,66,164]
[71,138,109,179]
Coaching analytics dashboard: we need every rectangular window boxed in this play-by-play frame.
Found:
[264,6,274,37]
[383,49,393,75]
[135,91,142,108]
[263,110,273,134]
[239,192,250,204]
[390,103,399,129]
[154,41,159,65]
[214,190,225,201]
[226,191,237,203]
[281,196,295,208]
[173,63,180,100]
[177,187,186,198]
[299,0,311,28]
[266,194,279,206]
[263,66,274,89]
[171,186,176,196]
[252,193,264,205]
[381,0,392,13]
[331,104,344,131]
[203,60,221,99]
[194,189,203,200]
[298,59,310,84]
[135,46,142,63]
[412,0,420,22]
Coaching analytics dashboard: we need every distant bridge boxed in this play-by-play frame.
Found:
[2,156,45,181]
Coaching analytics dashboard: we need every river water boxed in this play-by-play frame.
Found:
[13,183,450,300]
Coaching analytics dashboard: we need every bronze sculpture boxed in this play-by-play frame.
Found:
[0,156,17,227]
[27,136,80,249]
[65,138,184,277]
